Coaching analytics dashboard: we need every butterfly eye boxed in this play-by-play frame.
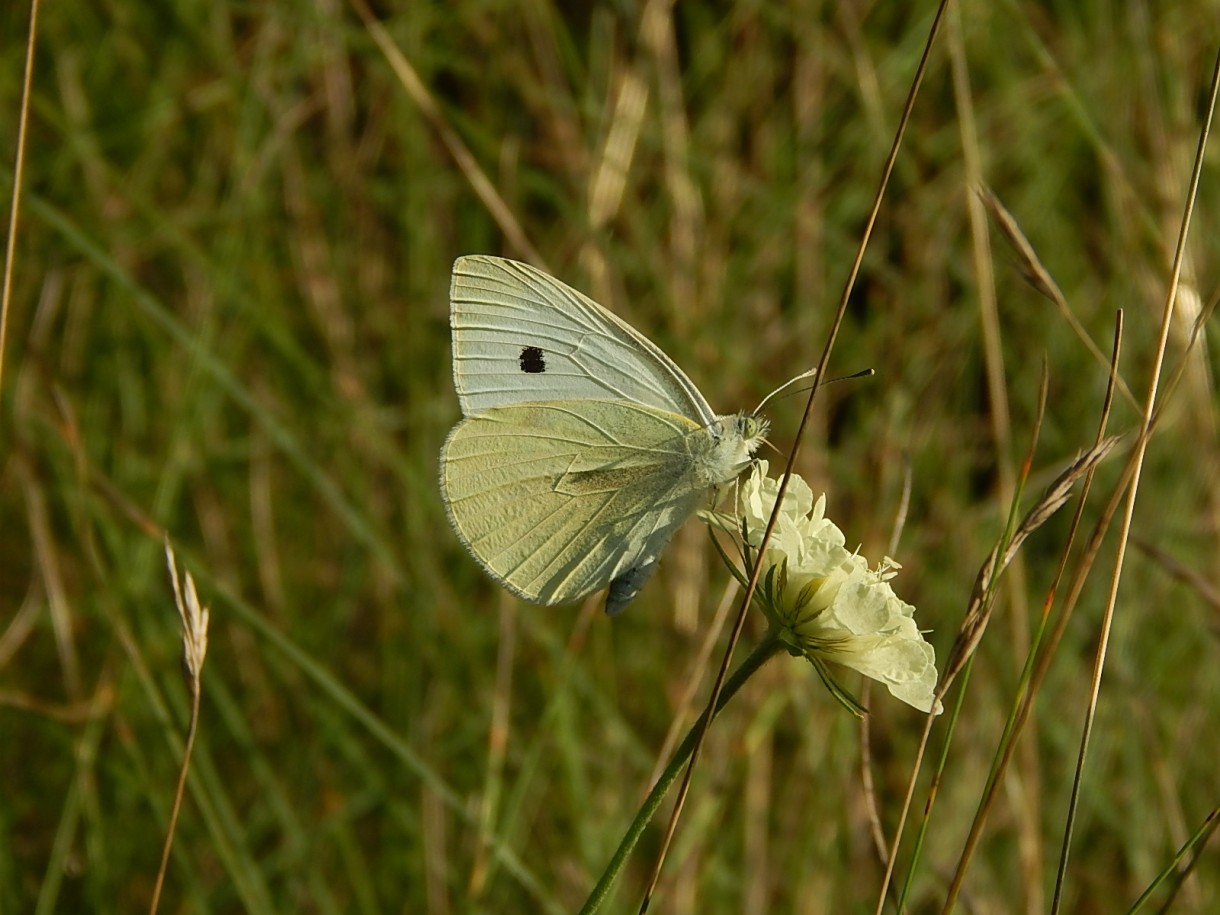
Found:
[519,346,547,374]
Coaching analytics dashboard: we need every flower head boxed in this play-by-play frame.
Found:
[738,462,941,715]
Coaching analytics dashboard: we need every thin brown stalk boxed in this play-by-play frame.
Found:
[940,312,1123,912]
[1144,804,1220,914]
[0,0,41,393]
[647,0,702,325]
[639,1,954,911]
[882,379,1123,913]
[943,432,1121,686]
[1018,291,1217,725]
[979,187,1138,409]
[468,598,516,897]
[581,3,657,293]
[150,543,211,915]
[890,360,1048,913]
[860,458,914,868]
[948,0,1030,647]
[347,0,543,267]
[1049,46,1220,915]
[22,468,82,698]
[858,683,891,868]
[586,66,647,232]
[946,15,1049,894]
[1133,539,1220,614]
[648,579,739,789]
[886,460,913,560]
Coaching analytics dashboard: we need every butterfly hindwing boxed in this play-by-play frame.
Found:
[440,400,710,606]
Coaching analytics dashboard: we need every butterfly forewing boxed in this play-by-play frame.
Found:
[440,400,712,605]
[450,256,715,425]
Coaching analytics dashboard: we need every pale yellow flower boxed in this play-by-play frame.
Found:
[740,462,941,715]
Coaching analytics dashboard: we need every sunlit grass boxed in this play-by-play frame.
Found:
[3,2,1219,913]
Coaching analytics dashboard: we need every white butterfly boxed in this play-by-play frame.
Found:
[439,255,767,614]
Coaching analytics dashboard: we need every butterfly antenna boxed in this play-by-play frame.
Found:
[754,367,876,415]
[752,368,818,415]
[830,367,876,385]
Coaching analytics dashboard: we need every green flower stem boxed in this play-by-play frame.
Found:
[578,630,785,914]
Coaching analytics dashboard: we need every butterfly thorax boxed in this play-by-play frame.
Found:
[689,413,769,487]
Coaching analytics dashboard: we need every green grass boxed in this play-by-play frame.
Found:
[3,1,1220,912]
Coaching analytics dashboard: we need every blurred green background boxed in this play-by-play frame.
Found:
[3,1,1219,912]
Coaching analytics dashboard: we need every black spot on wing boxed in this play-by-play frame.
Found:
[519,346,546,373]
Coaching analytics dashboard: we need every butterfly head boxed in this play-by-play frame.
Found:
[733,412,770,454]
[692,412,769,486]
